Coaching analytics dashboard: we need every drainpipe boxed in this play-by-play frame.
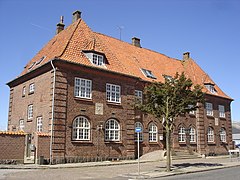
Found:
[50,60,56,164]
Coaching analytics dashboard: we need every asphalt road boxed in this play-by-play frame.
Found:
[0,158,239,180]
[157,166,240,180]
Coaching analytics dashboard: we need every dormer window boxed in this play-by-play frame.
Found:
[36,56,46,65]
[28,62,36,71]
[92,54,104,66]
[83,50,105,66]
[141,68,156,79]
[204,83,217,94]
[163,75,172,81]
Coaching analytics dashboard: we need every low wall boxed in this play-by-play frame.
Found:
[0,132,26,164]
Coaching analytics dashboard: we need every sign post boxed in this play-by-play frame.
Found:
[135,126,142,176]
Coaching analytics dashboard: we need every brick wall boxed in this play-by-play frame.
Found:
[0,133,25,163]
[36,135,50,159]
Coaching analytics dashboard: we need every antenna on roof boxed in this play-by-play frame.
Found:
[117,26,124,40]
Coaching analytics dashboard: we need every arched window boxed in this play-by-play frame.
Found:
[189,127,196,143]
[220,128,226,142]
[207,127,214,142]
[149,123,157,142]
[135,122,143,142]
[72,116,90,140]
[178,126,186,142]
[105,119,120,141]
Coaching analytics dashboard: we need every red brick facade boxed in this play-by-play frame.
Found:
[6,11,233,163]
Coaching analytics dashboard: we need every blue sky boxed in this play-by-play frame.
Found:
[0,0,239,130]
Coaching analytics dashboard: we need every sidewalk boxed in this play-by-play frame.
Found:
[0,156,239,179]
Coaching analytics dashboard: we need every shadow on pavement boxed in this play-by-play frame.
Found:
[173,162,223,168]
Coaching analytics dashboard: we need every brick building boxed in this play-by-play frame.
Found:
[7,11,233,163]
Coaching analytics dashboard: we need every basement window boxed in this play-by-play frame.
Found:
[141,68,156,79]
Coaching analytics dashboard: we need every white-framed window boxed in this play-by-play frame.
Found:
[149,123,157,142]
[22,86,26,97]
[36,116,43,132]
[27,104,33,119]
[74,78,92,99]
[106,83,121,103]
[188,105,195,115]
[205,84,216,94]
[105,119,120,141]
[218,105,225,118]
[72,116,90,141]
[207,127,214,142]
[135,90,143,104]
[220,128,226,142]
[92,54,104,66]
[206,102,213,116]
[19,119,24,131]
[178,126,186,142]
[189,127,196,143]
[134,122,143,142]
[29,83,35,94]
[141,68,156,79]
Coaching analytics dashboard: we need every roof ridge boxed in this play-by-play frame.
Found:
[94,32,180,61]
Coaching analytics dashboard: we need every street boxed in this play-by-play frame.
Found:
[0,157,239,180]
[158,166,240,180]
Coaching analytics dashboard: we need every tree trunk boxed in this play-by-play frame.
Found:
[166,127,171,172]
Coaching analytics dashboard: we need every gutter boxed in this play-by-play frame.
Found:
[50,60,56,164]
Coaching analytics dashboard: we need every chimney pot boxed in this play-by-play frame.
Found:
[132,37,141,48]
[72,10,81,23]
[56,16,65,34]
[183,52,190,60]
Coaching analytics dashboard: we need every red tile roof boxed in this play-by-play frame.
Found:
[0,131,26,135]
[20,17,231,100]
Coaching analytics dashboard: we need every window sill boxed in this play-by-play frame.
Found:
[220,142,228,145]
[71,140,93,145]
[104,141,122,144]
[149,142,158,144]
[107,102,122,106]
[27,119,33,122]
[74,97,93,103]
[206,115,215,119]
[207,142,216,145]
[219,117,226,120]
[179,142,186,145]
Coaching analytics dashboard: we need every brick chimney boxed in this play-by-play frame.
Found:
[72,10,81,23]
[56,16,65,34]
[183,52,190,60]
[132,37,141,48]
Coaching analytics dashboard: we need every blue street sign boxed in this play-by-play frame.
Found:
[135,127,142,133]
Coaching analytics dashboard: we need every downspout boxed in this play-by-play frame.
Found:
[50,60,56,164]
